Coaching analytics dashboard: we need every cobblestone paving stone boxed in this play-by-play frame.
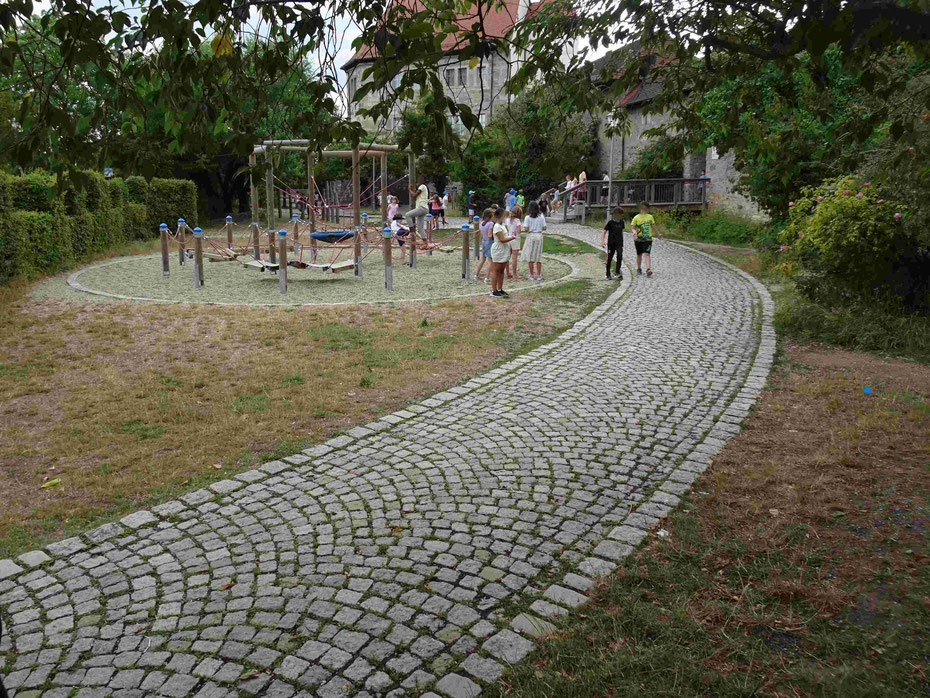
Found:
[0,222,774,697]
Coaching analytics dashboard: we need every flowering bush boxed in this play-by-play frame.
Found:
[777,175,927,308]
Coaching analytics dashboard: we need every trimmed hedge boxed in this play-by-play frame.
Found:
[0,171,197,285]
[147,178,197,232]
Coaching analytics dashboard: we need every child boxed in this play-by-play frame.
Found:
[440,191,449,224]
[521,200,546,281]
[508,189,518,211]
[516,190,525,208]
[508,204,523,280]
[489,207,516,297]
[391,213,410,264]
[467,190,475,219]
[601,207,625,280]
[473,208,494,282]
[387,195,398,222]
[428,194,442,236]
[631,201,659,276]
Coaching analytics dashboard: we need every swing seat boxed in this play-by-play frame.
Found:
[245,259,279,272]
[310,231,355,243]
[329,260,355,273]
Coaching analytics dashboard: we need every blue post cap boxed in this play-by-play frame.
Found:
[473,216,479,221]
[362,213,368,217]
[382,227,392,238]
[278,229,287,236]
[225,215,232,220]
[461,224,469,229]
[177,218,185,223]
[193,227,203,237]
[426,213,433,218]
[292,213,298,218]
[159,223,168,229]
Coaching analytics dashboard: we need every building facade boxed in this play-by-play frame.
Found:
[343,0,571,136]
[591,48,764,218]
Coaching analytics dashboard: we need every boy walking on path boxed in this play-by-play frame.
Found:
[631,201,660,276]
[602,207,625,280]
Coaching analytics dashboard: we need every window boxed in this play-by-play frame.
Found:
[458,66,467,86]
[391,75,401,89]
[444,68,455,87]
[709,146,719,160]
[479,65,488,86]
[386,116,393,131]
[478,113,488,127]
[348,77,357,99]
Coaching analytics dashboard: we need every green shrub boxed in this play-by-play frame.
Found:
[147,178,197,230]
[124,176,148,204]
[125,203,150,240]
[3,209,75,277]
[10,171,56,212]
[777,175,924,308]
[108,178,125,208]
[0,174,10,214]
[80,171,109,213]
[686,211,762,245]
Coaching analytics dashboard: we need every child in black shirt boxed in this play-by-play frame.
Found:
[602,207,625,280]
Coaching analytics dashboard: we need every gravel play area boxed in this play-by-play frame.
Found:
[34,248,576,307]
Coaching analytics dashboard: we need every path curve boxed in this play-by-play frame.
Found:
[0,222,774,698]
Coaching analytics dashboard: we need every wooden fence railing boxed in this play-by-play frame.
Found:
[550,178,709,222]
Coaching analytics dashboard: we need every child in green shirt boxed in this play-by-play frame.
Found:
[631,201,660,276]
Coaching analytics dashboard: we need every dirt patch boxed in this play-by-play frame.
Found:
[496,343,930,697]
[0,267,611,557]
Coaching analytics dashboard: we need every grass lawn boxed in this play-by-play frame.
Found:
[0,239,610,558]
[494,240,930,697]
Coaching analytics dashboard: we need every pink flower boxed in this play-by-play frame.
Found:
[843,190,850,195]
[816,196,823,202]
[877,199,884,204]
[798,232,803,238]
[894,212,902,219]
[788,201,794,207]
[864,181,871,187]
[857,192,864,197]
[779,245,789,251]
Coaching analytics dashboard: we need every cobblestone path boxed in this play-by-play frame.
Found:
[0,223,774,698]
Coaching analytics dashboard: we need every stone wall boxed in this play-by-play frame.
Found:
[595,104,674,177]
[706,150,765,219]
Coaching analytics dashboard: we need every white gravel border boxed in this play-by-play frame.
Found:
[64,253,581,307]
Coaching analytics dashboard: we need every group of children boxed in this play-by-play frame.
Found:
[601,202,660,280]
[473,201,547,298]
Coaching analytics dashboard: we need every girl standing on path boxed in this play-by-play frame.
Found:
[490,207,516,297]
[521,200,546,281]
[473,208,494,283]
[507,204,523,280]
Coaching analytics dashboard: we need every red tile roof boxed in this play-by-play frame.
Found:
[343,0,548,70]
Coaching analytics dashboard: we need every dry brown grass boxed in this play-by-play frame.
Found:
[0,272,603,556]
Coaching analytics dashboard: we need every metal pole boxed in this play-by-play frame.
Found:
[225,215,233,249]
[382,227,393,291]
[461,224,470,280]
[354,224,363,278]
[277,229,287,294]
[177,218,186,266]
[160,223,169,276]
[380,153,388,222]
[352,147,361,226]
[192,227,204,289]
[426,213,433,256]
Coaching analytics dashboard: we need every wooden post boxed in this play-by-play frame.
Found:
[382,226,393,291]
[266,152,275,234]
[251,222,260,260]
[354,225,363,278]
[702,179,708,211]
[249,153,259,220]
[268,227,277,265]
[287,192,293,220]
[225,216,233,249]
[352,147,361,226]
[177,218,187,266]
[408,224,417,268]
[461,224,470,280]
[380,153,388,222]
[473,216,480,261]
[425,214,433,256]
[408,152,416,206]
[192,227,204,289]
[160,224,169,276]
[308,152,316,234]
[277,230,287,294]
[292,213,300,257]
